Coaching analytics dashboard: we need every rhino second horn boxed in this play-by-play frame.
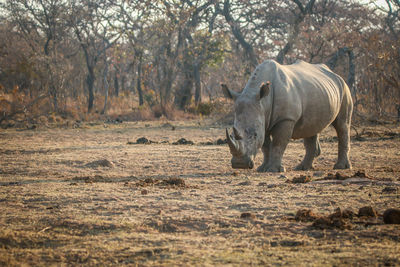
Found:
[233,126,242,140]
[226,128,240,155]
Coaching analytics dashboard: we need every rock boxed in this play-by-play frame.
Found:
[312,217,333,229]
[240,212,256,219]
[342,209,356,219]
[313,171,325,177]
[382,187,397,193]
[358,206,377,218]
[279,240,304,247]
[216,138,227,145]
[161,122,175,130]
[163,177,185,186]
[383,209,400,224]
[324,172,349,180]
[312,216,350,230]
[136,137,151,144]
[144,178,154,184]
[329,207,355,220]
[295,209,320,222]
[141,189,148,195]
[202,141,214,145]
[85,159,114,168]
[291,175,312,183]
[353,170,367,178]
[172,138,194,145]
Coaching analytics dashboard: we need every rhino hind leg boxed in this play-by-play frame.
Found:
[295,135,320,170]
[332,121,351,169]
[332,98,352,169]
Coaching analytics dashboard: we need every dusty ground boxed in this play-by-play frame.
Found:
[0,120,400,266]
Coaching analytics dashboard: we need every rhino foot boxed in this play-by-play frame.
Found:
[333,161,352,169]
[295,163,314,171]
[257,163,268,172]
[257,164,285,173]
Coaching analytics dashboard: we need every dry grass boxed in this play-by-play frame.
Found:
[1,120,400,266]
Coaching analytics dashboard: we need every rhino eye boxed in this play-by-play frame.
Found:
[245,128,256,138]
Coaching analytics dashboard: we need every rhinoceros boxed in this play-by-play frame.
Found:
[222,59,353,172]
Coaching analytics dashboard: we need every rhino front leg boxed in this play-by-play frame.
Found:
[295,135,321,170]
[264,120,294,172]
[257,135,271,172]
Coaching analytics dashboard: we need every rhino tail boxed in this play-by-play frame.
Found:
[315,138,321,157]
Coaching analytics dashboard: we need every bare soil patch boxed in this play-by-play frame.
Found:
[1,121,400,266]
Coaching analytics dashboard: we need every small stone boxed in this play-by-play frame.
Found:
[295,209,320,222]
[172,138,194,145]
[240,212,256,219]
[313,171,324,177]
[382,187,397,194]
[136,137,151,144]
[85,159,114,168]
[216,138,227,145]
[312,216,350,230]
[328,207,355,220]
[141,189,148,195]
[358,206,377,218]
[164,177,185,186]
[291,175,311,183]
[353,170,367,178]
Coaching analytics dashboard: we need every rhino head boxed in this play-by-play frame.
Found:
[222,82,270,169]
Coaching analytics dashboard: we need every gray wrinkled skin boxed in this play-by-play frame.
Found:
[222,59,353,172]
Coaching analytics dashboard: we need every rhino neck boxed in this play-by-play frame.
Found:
[262,83,274,134]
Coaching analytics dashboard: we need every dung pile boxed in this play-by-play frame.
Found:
[295,206,399,229]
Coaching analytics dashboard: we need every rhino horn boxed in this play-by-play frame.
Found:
[233,126,242,140]
[226,128,240,155]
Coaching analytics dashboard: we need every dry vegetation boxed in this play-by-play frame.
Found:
[1,120,400,266]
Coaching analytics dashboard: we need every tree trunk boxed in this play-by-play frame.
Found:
[175,59,193,109]
[101,58,109,115]
[194,61,201,105]
[218,0,258,68]
[86,67,95,113]
[114,73,119,97]
[177,79,193,109]
[276,0,315,64]
[49,86,58,111]
[137,54,144,106]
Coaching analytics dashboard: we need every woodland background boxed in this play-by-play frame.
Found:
[0,0,399,127]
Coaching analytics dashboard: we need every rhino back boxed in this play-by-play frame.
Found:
[262,60,347,138]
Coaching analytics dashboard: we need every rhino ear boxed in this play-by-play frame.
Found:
[259,81,270,99]
[221,83,240,100]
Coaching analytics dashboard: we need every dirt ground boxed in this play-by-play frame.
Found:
[1,119,400,266]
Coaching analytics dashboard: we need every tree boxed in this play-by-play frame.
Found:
[69,0,120,112]
[2,0,70,110]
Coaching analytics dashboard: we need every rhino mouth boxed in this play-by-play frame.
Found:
[226,128,254,169]
[231,157,254,169]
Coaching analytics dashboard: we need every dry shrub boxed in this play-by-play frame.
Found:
[187,100,229,116]
[106,92,138,115]
[122,106,155,121]
[0,87,52,128]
